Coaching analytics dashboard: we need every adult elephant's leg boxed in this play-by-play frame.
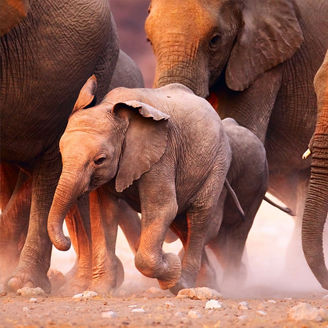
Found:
[0,169,31,282]
[64,194,92,293]
[117,199,140,254]
[7,148,61,293]
[0,163,19,210]
[89,189,123,293]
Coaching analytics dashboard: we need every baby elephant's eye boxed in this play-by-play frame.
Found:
[94,156,106,166]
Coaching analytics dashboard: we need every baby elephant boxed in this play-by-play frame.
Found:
[48,81,232,291]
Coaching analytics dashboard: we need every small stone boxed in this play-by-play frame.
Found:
[284,297,292,300]
[101,311,117,318]
[177,287,222,300]
[205,300,223,310]
[238,301,250,310]
[29,298,38,303]
[128,304,137,308]
[0,291,7,297]
[23,307,29,312]
[288,303,322,322]
[72,290,98,299]
[238,315,248,320]
[147,287,162,294]
[17,287,45,297]
[165,301,175,308]
[188,310,201,319]
[174,312,183,317]
[257,310,267,316]
[267,299,277,304]
[131,308,145,313]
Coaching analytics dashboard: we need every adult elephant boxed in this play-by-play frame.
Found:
[302,51,328,289]
[0,0,119,292]
[0,0,29,36]
[145,0,328,283]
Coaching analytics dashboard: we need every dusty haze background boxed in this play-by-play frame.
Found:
[50,0,326,296]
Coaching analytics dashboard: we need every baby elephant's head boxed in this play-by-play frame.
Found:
[48,76,170,251]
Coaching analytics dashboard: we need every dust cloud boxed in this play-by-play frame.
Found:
[50,198,326,298]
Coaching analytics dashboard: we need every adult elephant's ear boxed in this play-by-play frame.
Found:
[226,0,303,92]
[72,75,97,113]
[113,100,170,192]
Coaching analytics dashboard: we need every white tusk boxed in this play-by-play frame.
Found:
[302,148,311,160]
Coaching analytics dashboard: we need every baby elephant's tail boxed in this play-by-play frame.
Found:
[224,179,245,218]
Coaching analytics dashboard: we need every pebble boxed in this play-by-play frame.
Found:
[131,308,145,313]
[101,311,117,318]
[174,311,183,317]
[22,307,29,312]
[238,301,250,310]
[177,287,222,300]
[205,300,223,310]
[188,310,201,319]
[17,287,45,297]
[128,305,138,308]
[257,310,267,316]
[29,298,38,303]
[288,302,325,322]
[267,299,277,304]
[164,301,175,308]
[238,315,248,320]
[72,290,98,299]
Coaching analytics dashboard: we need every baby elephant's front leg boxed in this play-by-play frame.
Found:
[135,201,181,290]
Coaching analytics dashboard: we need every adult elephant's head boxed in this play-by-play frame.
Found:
[0,0,30,36]
[302,51,328,289]
[146,0,303,97]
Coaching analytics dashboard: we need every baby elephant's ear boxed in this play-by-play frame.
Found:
[113,100,170,192]
[72,75,97,113]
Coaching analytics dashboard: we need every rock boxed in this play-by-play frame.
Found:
[128,305,138,308]
[164,301,175,308]
[257,310,267,316]
[267,299,277,304]
[238,315,248,320]
[101,311,117,318]
[174,311,183,317]
[188,310,201,319]
[205,300,223,310]
[23,307,29,312]
[177,287,222,300]
[0,291,7,297]
[238,301,250,310]
[131,308,145,313]
[29,298,38,303]
[288,303,323,322]
[72,290,98,299]
[17,287,46,297]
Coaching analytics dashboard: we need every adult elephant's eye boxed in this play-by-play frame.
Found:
[209,34,220,50]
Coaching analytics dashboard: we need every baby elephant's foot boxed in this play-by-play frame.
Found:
[135,252,181,290]
[7,267,51,294]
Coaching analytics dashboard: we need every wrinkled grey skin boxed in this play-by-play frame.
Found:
[146,0,328,275]
[0,0,29,36]
[48,83,231,292]
[302,51,328,289]
[171,118,268,293]
[0,0,119,292]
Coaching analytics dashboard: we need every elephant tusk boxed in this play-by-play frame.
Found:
[302,148,311,160]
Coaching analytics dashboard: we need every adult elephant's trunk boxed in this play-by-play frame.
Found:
[48,169,83,251]
[302,133,328,289]
[153,36,209,97]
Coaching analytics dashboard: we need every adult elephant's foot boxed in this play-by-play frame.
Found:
[90,257,124,294]
[7,266,51,293]
[60,265,91,295]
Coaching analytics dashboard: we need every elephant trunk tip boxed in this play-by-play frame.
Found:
[47,223,71,251]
